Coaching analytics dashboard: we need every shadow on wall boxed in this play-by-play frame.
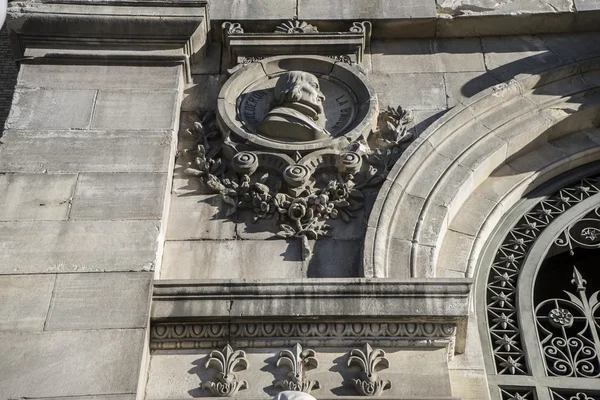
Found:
[0,26,18,135]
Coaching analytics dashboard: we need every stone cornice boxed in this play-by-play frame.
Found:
[152,279,472,353]
[6,0,209,81]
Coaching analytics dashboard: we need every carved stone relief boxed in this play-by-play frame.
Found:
[347,344,391,396]
[181,56,415,257]
[202,344,249,397]
[222,20,371,67]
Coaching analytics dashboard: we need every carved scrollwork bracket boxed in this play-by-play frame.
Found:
[347,343,391,396]
[275,343,320,394]
[201,344,249,397]
[221,20,371,66]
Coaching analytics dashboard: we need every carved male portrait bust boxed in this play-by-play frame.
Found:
[258,71,330,141]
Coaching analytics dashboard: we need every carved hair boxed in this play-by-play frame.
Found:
[273,71,317,105]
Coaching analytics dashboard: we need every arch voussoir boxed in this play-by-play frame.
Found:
[365,56,600,279]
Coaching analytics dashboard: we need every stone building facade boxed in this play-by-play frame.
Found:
[1,1,600,400]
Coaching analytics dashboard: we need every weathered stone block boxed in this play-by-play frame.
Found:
[0,221,160,274]
[370,72,446,110]
[18,64,179,90]
[91,90,178,130]
[0,329,144,398]
[70,173,167,220]
[0,130,173,173]
[449,192,498,236]
[444,72,500,108]
[481,36,568,81]
[437,230,475,278]
[386,238,412,279]
[0,173,77,221]
[210,0,295,20]
[181,75,222,111]
[166,194,236,240]
[305,239,362,277]
[371,39,485,74]
[6,88,96,130]
[542,32,600,62]
[161,240,302,279]
[45,272,152,330]
[191,41,222,75]
[0,274,55,331]
[298,0,436,19]
[449,369,490,400]
[574,0,600,10]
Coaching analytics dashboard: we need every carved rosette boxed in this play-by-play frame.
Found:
[275,20,318,34]
[347,344,391,396]
[202,344,249,397]
[275,343,320,394]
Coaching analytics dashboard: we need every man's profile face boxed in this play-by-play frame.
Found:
[297,74,326,115]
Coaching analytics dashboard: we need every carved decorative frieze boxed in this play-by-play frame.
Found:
[222,21,371,66]
[347,343,391,396]
[275,343,320,393]
[150,321,457,360]
[202,344,249,397]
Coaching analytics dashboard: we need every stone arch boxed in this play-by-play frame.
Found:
[363,56,600,279]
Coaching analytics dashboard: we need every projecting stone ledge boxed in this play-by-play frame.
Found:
[152,278,472,354]
[210,0,599,38]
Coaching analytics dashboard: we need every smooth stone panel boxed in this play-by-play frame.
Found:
[0,274,55,331]
[574,0,600,10]
[24,396,136,400]
[6,88,96,130]
[0,329,144,398]
[305,240,362,277]
[370,72,446,110]
[91,90,178,130]
[481,35,568,81]
[298,0,436,19]
[181,75,222,111]
[166,194,236,240]
[161,240,303,280]
[0,130,172,173]
[0,220,160,274]
[371,39,485,73]
[437,0,573,14]
[0,173,77,221]
[541,32,600,62]
[444,72,500,108]
[70,173,167,220]
[45,272,152,330]
[209,0,295,20]
[18,64,179,90]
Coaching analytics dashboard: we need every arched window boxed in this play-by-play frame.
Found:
[478,163,600,400]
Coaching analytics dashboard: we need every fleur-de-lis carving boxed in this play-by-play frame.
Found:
[347,343,391,396]
[275,343,320,393]
[202,344,249,397]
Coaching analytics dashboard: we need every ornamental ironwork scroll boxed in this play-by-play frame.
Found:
[486,174,600,376]
[535,266,600,378]
[550,390,600,400]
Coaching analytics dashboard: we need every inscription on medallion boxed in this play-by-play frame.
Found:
[238,76,358,140]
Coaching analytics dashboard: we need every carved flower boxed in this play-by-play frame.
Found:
[313,193,338,219]
[252,192,273,219]
[325,180,349,201]
[288,198,310,221]
[548,308,574,328]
